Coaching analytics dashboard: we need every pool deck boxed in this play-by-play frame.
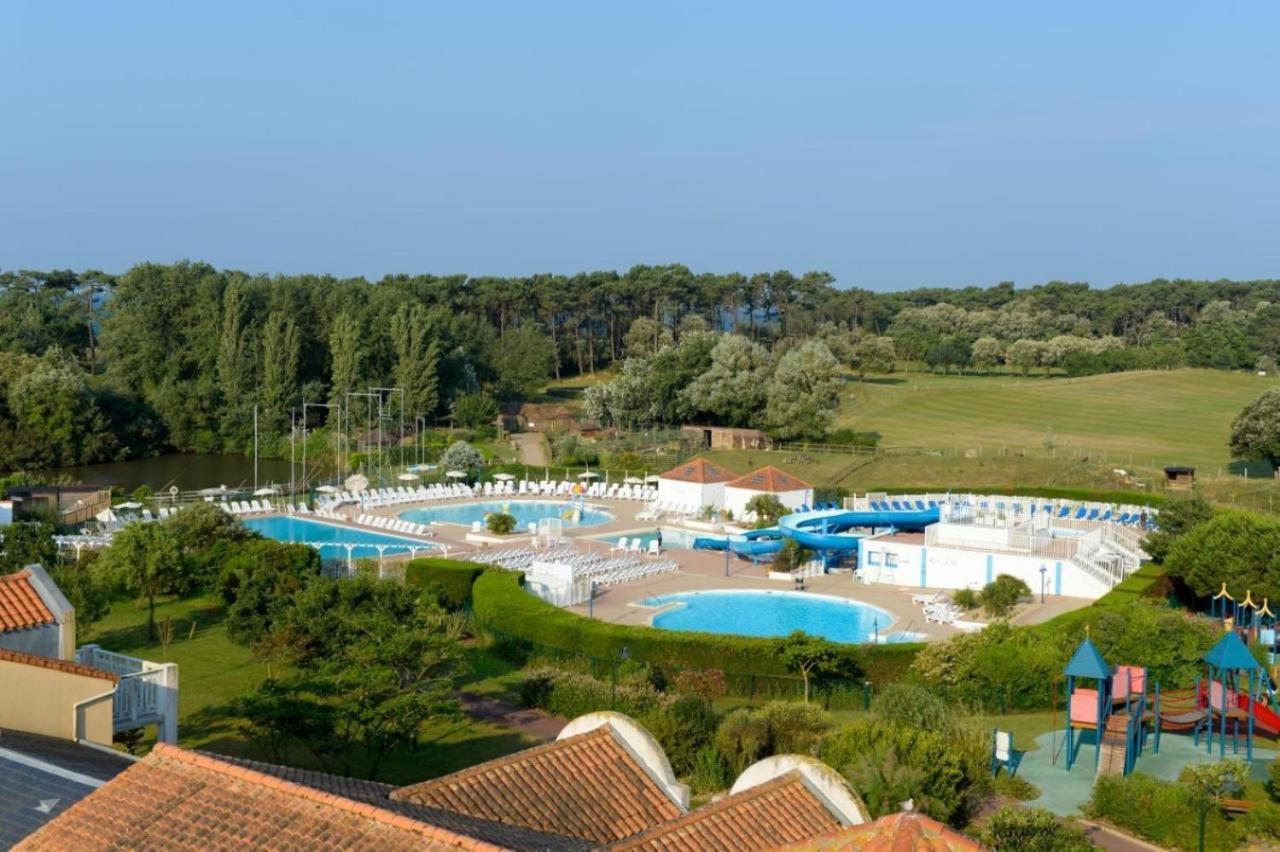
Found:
[263,495,1093,639]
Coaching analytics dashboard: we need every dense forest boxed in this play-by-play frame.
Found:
[2,262,1280,471]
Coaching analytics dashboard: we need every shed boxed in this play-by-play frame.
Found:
[723,466,814,519]
[1162,466,1195,490]
[681,425,771,451]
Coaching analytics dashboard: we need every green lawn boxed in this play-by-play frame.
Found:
[839,369,1275,472]
[87,595,539,784]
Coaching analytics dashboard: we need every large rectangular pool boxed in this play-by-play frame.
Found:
[243,516,437,560]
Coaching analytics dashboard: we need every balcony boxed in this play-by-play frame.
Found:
[75,644,179,744]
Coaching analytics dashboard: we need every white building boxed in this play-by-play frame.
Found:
[0,564,76,660]
[656,458,737,512]
[723,466,814,519]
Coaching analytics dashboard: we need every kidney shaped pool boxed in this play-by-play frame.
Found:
[641,589,898,644]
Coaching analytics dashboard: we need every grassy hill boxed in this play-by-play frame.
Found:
[837,369,1276,473]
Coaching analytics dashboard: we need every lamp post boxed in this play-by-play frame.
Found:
[1040,564,1048,604]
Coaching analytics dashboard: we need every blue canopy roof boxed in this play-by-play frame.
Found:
[1065,638,1111,680]
[1204,631,1263,672]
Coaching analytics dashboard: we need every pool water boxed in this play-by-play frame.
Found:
[400,500,613,529]
[243,516,435,559]
[641,589,894,644]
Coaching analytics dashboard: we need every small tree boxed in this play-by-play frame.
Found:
[979,574,1031,618]
[772,630,842,702]
[1182,759,1248,852]
[486,512,517,534]
[1230,387,1280,469]
[452,392,499,430]
[744,493,787,523]
[93,522,181,639]
[438,440,484,475]
[771,538,812,573]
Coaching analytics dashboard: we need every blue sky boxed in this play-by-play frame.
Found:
[2,3,1277,290]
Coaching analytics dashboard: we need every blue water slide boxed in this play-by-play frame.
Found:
[727,526,786,558]
[692,537,729,551]
[777,506,940,552]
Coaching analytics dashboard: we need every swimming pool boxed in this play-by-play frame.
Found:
[243,516,435,559]
[641,589,895,644]
[400,500,613,529]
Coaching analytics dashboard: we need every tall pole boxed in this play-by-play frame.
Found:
[290,407,296,499]
[253,405,259,492]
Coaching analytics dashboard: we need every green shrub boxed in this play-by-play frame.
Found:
[870,682,954,732]
[1164,509,1280,601]
[759,701,835,755]
[1087,773,1239,852]
[980,574,1031,618]
[1270,757,1280,802]
[978,806,1092,851]
[822,717,990,827]
[951,588,979,611]
[992,772,1040,801]
[691,746,731,794]
[1244,802,1280,842]
[519,666,668,720]
[714,709,770,775]
[403,559,485,610]
[486,512,517,535]
[472,571,921,692]
[642,695,720,777]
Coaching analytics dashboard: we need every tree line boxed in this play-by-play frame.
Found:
[3,262,1280,470]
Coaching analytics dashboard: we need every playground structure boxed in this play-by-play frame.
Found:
[1059,631,1274,782]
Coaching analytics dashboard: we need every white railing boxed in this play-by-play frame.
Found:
[76,644,179,744]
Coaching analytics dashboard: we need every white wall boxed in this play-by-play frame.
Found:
[657,479,724,510]
[857,539,1111,599]
[723,486,812,519]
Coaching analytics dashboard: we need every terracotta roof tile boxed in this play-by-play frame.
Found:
[612,771,843,851]
[0,569,55,632]
[0,648,117,683]
[16,743,502,851]
[726,465,812,492]
[779,811,983,851]
[392,726,683,845]
[658,458,737,484]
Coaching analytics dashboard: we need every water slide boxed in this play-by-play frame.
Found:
[693,505,940,561]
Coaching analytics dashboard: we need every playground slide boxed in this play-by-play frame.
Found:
[1237,693,1280,737]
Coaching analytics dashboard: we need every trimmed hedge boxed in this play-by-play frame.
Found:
[403,558,485,610]
[471,570,921,687]
[869,484,1167,508]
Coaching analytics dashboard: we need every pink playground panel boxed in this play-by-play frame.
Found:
[1070,688,1101,725]
[1208,680,1239,710]
[1112,665,1146,700]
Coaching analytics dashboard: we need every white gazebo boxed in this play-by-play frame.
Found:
[723,466,814,519]
[655,457,737,512]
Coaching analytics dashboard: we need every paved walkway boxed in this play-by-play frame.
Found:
[457,692,566,741]
[510,433,550,466]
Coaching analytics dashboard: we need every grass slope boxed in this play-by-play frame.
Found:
[838,369,1275,472]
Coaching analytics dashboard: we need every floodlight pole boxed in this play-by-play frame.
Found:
[345,392,379,481]
[302,401,343,491]
[369,386,405,478]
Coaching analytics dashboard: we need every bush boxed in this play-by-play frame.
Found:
[1270,757,1280,802]
[403,559,485,610]
[472,572,921,692]
[822,717,990,827]
[980,574,1031,618]
[771,538,812,573]
[1244,802,1280,842]
[759,700,835,755]
[951,588,979,611]
[1142,494,1213,564]
[486,512,517,535]
[714,709,771,774]
[671,669,728,704]
[519,666,668,720]
[979,806,1093,851]
[691,745,732,793]
[870,682,953,732]
[1164,509,1280,601]
[439,441,484,475]
[642,695,720,777]
[992,772,1040,801]
[1087,773,1239,851]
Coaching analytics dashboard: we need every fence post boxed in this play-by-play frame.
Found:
[862,681,872,710]
[748,674,756,707]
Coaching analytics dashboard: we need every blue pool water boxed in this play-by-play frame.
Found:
[643,590,894,644]
[243,516,435,559]
[400,500,613,529]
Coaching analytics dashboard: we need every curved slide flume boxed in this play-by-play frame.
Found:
[777,506,941,553]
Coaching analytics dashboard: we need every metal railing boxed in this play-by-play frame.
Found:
[76,644,179,744]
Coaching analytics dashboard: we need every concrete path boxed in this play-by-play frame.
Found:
[457,692,566,741]
[511,433,550,466]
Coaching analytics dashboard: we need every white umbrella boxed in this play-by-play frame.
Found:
[493,473,515,481]
[95,508,118,523]
[197,486,227,496]
[253,486,279,496]
[445,470,467,479]
[116,501,142,510]
[316,485,339,494]
[623,476,643,485]
[344,474,370,493]
[577,471,600,480]
[644,475,660,484]
[397,472,421,482]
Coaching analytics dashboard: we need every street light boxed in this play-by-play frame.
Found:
[1040,564,1048,604]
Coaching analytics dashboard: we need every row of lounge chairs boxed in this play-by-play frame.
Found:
[866,494,1157,529]
[220,499,279,515]
[467,546,679,587]
[355,513,435,537]
[355,484,475,508]
[636,500,699,521]
[608,537,663,556]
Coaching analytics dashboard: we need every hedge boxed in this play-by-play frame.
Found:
[869,484,1167,508]
[471,570,921,688]
[403,558,485,610]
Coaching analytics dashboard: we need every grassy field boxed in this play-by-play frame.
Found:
[88,595,539,784]
[838,369,1275,473]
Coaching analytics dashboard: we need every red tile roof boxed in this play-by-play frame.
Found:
[613,771,844,851]
[15,743,500,851]
[780,811,982,851]
[658,457,737,484]
[392,725,683,844]
[0,569,55,632]
[726,465,812,492]
[0,648,116,683]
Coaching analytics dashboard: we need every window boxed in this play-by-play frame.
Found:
[885,552,898,568]
[867,551,881,566]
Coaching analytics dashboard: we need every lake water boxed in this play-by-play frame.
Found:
[35,453,317,493]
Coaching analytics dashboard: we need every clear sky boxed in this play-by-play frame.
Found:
[2,3,1277,290]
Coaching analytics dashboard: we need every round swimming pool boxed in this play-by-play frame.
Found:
[400,499,614,529]
[642,589,895,644]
